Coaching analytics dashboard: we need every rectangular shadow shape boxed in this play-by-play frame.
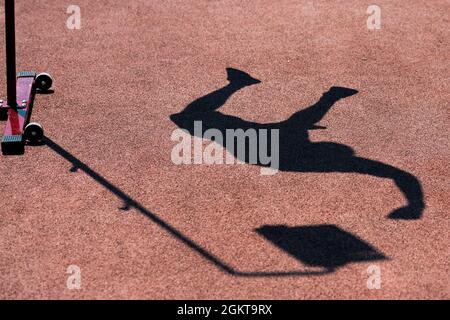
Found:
[256,224,387,271]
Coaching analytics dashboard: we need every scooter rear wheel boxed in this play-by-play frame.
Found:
[35,72,53,91]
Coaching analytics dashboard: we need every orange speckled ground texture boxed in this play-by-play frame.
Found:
[0,0,448,299]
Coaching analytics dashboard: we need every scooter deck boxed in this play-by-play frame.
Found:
[1,71,36,155]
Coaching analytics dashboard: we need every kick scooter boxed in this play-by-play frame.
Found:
[1,0,53,155]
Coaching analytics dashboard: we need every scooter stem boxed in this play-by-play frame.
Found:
[5,0,16,108]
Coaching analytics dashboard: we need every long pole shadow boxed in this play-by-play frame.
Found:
[44,136,330,277]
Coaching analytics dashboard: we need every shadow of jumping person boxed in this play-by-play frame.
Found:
[170,68,424,219]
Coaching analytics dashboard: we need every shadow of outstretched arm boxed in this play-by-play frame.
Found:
[347,157,425,219]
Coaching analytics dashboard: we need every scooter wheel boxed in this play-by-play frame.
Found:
[35,72,53,91]
[24,122,44,143]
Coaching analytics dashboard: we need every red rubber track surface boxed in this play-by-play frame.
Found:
[0,0,448,299]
